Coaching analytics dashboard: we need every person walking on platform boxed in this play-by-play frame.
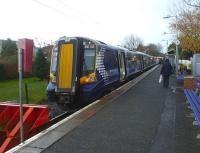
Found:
[160,59,173,88]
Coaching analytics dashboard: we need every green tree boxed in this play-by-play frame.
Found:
[167,43,176,54]
[167,42,193,59]
[182,50,193,59]
[33,48,49,80]
[0,38,18,79]
[1,38,17,57]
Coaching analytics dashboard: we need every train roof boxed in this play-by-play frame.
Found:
[56,36,99,45]
[57,36,124,49]
[56,36,153,57]
[135,51,152,57]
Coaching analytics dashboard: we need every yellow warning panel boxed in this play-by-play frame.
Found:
[58,44,73,89]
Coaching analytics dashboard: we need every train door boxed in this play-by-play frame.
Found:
[118,51,126,81]
[140,55,144,70]
[56,38,79,95]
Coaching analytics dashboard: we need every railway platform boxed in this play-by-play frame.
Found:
[8,66,200,153]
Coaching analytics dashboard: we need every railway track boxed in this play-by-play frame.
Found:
[39,108,78,132]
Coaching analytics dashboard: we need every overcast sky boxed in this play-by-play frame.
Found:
[0,0,180,51]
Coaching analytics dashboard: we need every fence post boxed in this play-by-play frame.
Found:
[25,83,29,104]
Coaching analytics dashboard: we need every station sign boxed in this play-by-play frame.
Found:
[18,39,34,73]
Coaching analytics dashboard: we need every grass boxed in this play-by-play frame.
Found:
[0,77,48,104]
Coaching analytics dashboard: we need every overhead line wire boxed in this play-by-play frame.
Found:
[56,0,99,24]
[31,0,84,23]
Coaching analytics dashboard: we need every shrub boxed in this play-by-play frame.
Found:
[0,64,6,81]
[4,63,18,79]
[0,55,18,80]
[33,49,49,80]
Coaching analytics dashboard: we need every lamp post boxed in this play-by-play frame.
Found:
[163,15,179,75]
[18,48,24,143]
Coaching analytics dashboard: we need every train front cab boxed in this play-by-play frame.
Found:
[50,37,98,103]
[49,37,81,103]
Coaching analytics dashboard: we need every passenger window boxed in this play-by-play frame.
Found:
[104,52,118,71]
[110,55,118,69]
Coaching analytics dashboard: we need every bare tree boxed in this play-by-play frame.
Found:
[183,0,200,7]
[122,34,143,51]
[136,43,146,52]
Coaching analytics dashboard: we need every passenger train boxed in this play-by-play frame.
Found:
[48,36,157,104]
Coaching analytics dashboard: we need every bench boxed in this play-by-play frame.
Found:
[196,80,200,91]
[184,79,200,127]
[176,74,184,83]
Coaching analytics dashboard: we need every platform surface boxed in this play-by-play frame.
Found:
[9,66,200,153]
[42,67,175,153]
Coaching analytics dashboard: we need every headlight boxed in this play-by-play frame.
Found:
[80,72,96,85]
[52,76,56,83]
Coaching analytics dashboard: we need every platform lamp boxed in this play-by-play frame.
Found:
[163,15,179,75]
